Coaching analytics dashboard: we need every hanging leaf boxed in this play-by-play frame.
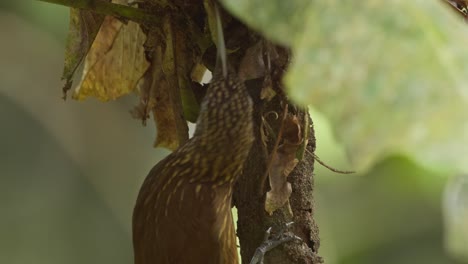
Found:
[136,14,191,150]
[265,115,302,216]
[73,16,149,101]
[62,6,108,98]
[285,0,468,173]
[133,46,188,150]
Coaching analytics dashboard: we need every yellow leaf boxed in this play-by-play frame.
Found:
[62,7,108,98]
[73,16,149,101]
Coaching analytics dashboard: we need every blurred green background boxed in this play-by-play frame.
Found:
[0,2,466,264]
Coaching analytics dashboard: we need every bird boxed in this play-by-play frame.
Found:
[132,7,254,263]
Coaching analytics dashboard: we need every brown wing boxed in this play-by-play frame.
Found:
[132,153,239,264]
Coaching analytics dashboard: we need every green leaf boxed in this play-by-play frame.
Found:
[284,0,468,173]
[224,0,468,173]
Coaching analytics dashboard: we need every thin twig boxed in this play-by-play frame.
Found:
[37,0,160,25]
[307,149,355,174]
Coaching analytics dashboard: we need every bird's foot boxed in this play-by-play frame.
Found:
[249,222,302,264]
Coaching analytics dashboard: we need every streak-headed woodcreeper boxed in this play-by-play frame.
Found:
[132,7,254,263]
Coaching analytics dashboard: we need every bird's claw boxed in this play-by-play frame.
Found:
[249,222,302,264]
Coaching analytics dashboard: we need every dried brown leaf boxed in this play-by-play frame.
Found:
[150,44,189,150]
[62,6,108,98]
[130,101,151,126]
[282,114,302,145]
[140,15,190,150]
[265,114,302,216]
[73,16,149,101]
[238,41,265,81]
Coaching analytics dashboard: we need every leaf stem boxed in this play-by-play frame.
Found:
[36,0,160,25]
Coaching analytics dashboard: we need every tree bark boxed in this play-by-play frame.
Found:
[233,90,323,263]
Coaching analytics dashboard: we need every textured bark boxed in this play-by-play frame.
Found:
[233,95,322,263]
[202,5,324,262]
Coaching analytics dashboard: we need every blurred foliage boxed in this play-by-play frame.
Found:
[222,0,468,175]
[310,108,465,263]
[0,95,131,264]
[0,1,68,39]
[1,1,467,264]
[443,174,468,262]
[322,155,445,260]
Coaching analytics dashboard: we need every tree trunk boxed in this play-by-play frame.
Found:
[226,18,323,260]
[233,90,322,263]
[207,7,323,263]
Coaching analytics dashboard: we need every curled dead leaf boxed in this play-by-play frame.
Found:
[265,114,303,216]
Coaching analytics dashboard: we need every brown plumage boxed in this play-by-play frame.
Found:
[132,73,254,264]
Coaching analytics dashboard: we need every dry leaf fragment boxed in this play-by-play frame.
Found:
[137,45,188,151]
[238,41,265,81]
[139,16,190,150]
[265,115,302,216]
[260,75,276,101]
[130,99,151,126]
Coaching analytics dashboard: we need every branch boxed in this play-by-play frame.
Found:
[306,149,355,174]
[37,0,160,25]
